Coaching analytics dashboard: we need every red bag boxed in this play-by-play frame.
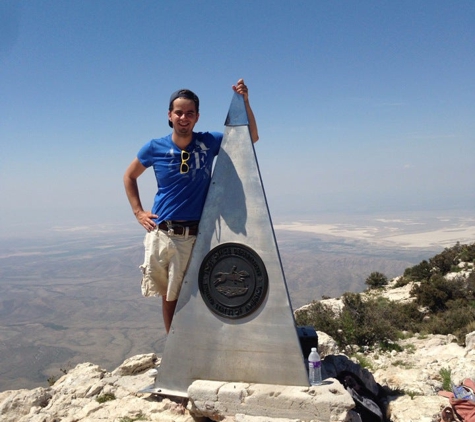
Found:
[439,379,475,422]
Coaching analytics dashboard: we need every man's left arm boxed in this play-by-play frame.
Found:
[233,78,259,143]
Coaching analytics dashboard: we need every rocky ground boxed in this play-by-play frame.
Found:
[1,267,474,421]
[1,327,474,422]
[356,332,474,422]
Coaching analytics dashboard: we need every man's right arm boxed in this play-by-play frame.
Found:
[123,158,157,231]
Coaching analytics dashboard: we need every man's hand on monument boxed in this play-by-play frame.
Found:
[232,78,259,143]
[232,78,249,102]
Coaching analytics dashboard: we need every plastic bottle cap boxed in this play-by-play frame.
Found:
[311,347,316,352]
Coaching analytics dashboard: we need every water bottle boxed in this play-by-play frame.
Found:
[308,347,322,385]
[453,384,475,401]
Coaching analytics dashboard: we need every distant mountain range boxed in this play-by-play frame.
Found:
[0,226,442,392]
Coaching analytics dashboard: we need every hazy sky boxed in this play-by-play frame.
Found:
[1,0,474,237]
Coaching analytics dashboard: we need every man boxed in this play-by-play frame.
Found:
[123,79,258,333]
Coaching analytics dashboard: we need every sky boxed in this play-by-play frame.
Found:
[1,0,474,238]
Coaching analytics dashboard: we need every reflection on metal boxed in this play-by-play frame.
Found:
[224,92,249,126]
[141,92,308,397]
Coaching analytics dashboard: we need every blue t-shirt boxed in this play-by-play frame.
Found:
[137,131,223,223]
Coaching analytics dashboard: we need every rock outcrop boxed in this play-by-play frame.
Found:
[1,332,474,422]
[1,264,474,421]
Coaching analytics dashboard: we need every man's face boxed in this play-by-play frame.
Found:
[168,98,199,136]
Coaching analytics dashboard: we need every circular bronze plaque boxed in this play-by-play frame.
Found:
[199,243,268,319]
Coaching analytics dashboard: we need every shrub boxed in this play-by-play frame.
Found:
[352,353,374,371]
[297,294,422,350]
[391,302,424,332]
[47,376,58,386]
[459,244,475,263]
[439,367,452,391]
[412,275,467,313]
[394,276,411,288]
[119,415,147,422]
[403,242,475,279]
[295,301,340,336]
[339,293,400,348]
[430,242,463,275]
[298,242,475,351]
[365,272,388,289]
[404,260,431,282]
[467,271,475,292]
[419,300,475,341]
[96,393,116,403]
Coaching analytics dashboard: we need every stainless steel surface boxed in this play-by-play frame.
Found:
[150,93,308,396]
[225,92,249,126]
[139,385,188,399]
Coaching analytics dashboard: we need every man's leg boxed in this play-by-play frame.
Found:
[162,296,177,334]
[162,234,196,333]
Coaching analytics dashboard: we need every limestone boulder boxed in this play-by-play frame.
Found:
[111,352,158,376]
[318,330,340,357]
[188,379,355,422]
[466,331,475,351]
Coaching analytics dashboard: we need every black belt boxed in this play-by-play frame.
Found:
[158,221,199,236]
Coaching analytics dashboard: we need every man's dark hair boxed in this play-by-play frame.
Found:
[168,89,200,113]
[168,89,200,128]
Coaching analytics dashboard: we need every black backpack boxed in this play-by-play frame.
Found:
[337,370,387,422]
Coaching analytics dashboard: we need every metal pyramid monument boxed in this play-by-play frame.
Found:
[142,93,308,397]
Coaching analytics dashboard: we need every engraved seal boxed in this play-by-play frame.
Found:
[199,243,268,319]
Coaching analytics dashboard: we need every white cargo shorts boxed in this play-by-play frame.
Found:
[140,227,196,301]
